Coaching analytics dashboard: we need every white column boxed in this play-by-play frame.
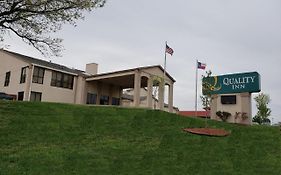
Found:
[210,94,218,120]
[158,81,164,110]
[74,76,86,104]
[109,84,113,105]
[96,81,102,105]
[168,83,174,112]
[119,87,123,106]
[147,77,153,108]
[133,71,141,107]
[24,64,33,101]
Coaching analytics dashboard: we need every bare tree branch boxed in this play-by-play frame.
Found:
[0,0,106,56]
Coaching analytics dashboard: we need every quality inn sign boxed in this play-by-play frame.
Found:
[202,72,261,95]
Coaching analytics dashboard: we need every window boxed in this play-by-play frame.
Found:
[87,93,97,104]
[18,91,24,101]
[112,97,120,105]
[51,71,74,89]
[30,91,42,102]
[100,95,109,105]
[20,67,27,83]
[32,66,45,84]
[221,95,236,104]
[4,71,10,87]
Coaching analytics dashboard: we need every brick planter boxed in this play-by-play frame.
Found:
[183,128,230,137]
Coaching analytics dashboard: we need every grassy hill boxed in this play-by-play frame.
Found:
[0,101,280,175]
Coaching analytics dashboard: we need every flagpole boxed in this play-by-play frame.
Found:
[195,59,198,117]
[164,41,167,80]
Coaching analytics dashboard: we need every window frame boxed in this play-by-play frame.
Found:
[100,95,109,105]
[20,67,27,84]
[30,91,42,102]
[4,71,11,87]
[221,95,237,105]
[86,93,97,104]
[51,71,74,89]
[18,91,24,101]
[32,66,45,84]
[112,97,120,106]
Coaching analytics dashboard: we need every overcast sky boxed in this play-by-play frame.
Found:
[3,0,281,123]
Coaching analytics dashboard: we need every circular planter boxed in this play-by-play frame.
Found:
[183,128,230,137]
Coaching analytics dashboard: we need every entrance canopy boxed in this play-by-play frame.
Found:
[86,65,175,88]
[86,65,176,112]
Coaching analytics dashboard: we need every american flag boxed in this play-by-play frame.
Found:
[166,44,174,56]
[197,61,206,70]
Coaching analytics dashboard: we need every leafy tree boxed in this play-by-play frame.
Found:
[200,70,212,114]
[0,0,106,56]
[252,93,271,125]
[200,70,212,127]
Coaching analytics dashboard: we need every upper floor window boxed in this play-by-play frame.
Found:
[20,67,27,84]
[4,71,10,87]
[51,71,74,89]
[32,66,45,84]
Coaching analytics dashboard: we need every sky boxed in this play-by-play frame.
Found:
[2,0,281,123]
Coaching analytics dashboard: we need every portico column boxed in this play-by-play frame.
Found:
[210,94,218,120]
[147,77,153,108]
[119,86,123,106]
[133,70,141,107]
[168,83,174,112]
[109,84,113,105]
[158,81,164,110]
[24,64,33,101]
[96,81,102,105]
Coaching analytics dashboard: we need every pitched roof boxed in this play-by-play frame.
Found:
[1,49,176,82]
[88,65,176,82]
[1,49,85,75]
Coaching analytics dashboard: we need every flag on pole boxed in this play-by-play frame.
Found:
[197,61,206,69]
[165,44,174,56]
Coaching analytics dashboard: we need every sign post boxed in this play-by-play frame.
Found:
[202,71,261,125]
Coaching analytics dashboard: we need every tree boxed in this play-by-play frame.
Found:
[0,0,106,56]
[252,93,271,125]
[200,70,212,114]
[200,70,212,126]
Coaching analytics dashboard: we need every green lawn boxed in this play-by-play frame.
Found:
[0,101,280,175]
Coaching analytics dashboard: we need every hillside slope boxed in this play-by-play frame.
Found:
[0,101,280,175]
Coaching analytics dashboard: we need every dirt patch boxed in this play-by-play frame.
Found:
[183,128,230,137]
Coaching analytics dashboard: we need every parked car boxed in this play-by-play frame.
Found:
[0,92,14,100]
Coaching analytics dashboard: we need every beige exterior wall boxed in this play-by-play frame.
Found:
[0,50,79,103]
[31,68,77,103]
[0,51,29,97]
[211,93,252,124]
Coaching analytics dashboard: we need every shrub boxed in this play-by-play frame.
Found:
[216,111,231,122]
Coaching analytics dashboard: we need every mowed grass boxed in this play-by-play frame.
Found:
[0,101,280,175]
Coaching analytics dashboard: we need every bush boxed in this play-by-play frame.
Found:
[216,111,231,122]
